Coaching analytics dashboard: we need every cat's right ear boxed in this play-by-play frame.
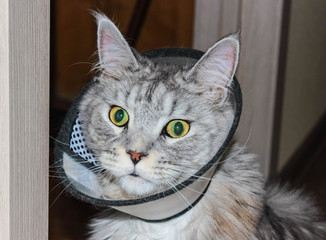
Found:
[187,34,239,104]
[95,13,138,74]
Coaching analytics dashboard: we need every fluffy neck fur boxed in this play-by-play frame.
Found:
[89,144,264,240]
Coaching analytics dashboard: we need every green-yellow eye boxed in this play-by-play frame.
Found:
[166,120,190,138]
[109,106,129,127]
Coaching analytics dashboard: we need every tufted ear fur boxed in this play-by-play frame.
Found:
[188,34,240,103]
[95,13,138,75]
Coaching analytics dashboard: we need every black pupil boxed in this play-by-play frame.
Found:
[115,109,125,123]
[173,122,184,135]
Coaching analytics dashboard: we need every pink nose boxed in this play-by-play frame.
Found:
[127,151,144,162]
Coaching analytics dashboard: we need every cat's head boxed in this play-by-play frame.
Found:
[78,14,239,199]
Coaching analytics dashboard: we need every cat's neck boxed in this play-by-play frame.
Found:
[171,144,264,239]
[90,143,265,240]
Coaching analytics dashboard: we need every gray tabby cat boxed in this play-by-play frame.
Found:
[78,13,326,239]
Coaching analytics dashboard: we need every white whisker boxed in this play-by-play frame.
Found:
[49,181,74,208]
[50,136,70,146]
[162,175,193,209]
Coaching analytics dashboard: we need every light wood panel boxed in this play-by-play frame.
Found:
[0,0,50,239]
[0,0,10,237]
[194,0,284,176]
[220,0,241,36]
[193,0,240,50]
[193,0,222,50]
[237,0,284,175]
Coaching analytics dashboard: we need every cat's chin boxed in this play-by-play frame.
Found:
[119,175,157,197]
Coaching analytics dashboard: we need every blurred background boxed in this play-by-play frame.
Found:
[50,0,326,239]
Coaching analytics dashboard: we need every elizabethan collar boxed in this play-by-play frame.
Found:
[54,48,242,222]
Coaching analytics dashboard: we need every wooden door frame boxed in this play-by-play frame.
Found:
[0,0,50,239]
[194,0,285,176]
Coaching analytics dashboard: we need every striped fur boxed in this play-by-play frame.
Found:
[77,14,326,239]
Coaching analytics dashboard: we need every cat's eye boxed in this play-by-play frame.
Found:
[166,120,190,138]
[109,106,129,127]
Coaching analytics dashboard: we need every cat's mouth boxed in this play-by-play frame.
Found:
[119,172,157,196]
[130,173,140,177]
[127,172,149,181]
[127,168,149,180]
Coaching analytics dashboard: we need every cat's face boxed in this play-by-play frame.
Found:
[78,14,239,199]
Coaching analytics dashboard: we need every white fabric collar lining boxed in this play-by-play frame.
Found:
[63,152,214,221]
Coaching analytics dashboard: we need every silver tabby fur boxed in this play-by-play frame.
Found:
[77,13,326,239]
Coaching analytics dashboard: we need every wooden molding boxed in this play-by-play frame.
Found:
[194,0,285,176]
[0,1,50,239]
[193,0,222,50]
[193,0,240,51]
[237,0,285,176]
[0,0,10,237]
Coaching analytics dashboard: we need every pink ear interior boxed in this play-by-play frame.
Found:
[100,30,110,52]
[213,43,238,80]
[97,18,137,71]
[188,36,239,103]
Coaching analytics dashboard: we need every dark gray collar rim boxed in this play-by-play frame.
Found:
[55,47,242,211]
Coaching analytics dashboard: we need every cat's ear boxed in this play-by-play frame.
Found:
[188,34,239,103]
[95,13,138,74]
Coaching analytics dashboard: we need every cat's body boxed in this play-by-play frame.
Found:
[89,145,326,240]
[74,13,326,239]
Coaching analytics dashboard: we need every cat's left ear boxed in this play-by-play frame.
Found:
[188,34,239,103]
[95,13,138,74]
